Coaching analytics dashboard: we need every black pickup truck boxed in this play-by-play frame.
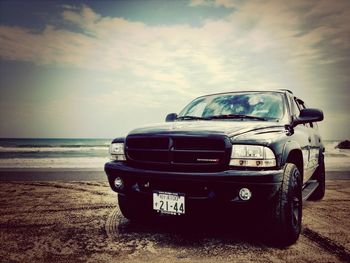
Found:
[105,90,324,245]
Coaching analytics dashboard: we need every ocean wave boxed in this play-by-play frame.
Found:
[0,146,109,153]
[0,157,109,168]
[325,156,350,171]
[323,141,350,171]
[9,144,110,148]
[325,153,349,158]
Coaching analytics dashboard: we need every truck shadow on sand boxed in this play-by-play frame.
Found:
[106,208,284,249]
[107,210,350,261]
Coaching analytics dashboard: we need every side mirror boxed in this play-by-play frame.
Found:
[166,113,177,122]
[293,108,324,127]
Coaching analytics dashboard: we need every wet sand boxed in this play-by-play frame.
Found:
[0,173,349,262]
[0,168,106,181]
[0,168,348,181]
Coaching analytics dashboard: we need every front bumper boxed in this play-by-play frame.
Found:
[105,161,283,206]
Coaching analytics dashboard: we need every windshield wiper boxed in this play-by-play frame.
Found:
[207,114,268,121]
[177,116,210,120]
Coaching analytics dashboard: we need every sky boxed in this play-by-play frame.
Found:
[0,0,349,140]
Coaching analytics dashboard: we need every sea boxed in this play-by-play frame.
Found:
[0,138,349,171]
[0,138,111,169]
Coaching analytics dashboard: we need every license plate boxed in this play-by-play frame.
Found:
[153,191,185,215]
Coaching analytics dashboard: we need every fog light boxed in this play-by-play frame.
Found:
[114,177,124,189]
[239,188,252,201]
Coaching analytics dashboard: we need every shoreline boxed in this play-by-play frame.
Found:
[0,169,106,181]
[0,168,349,181]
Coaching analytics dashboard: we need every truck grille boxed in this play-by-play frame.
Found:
[125,135,231,171]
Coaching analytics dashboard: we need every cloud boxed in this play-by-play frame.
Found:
[1,2,348,75]
[189,0,213,7]
[189,0,236,8]
[62,4,101,26]
[1,2,348,77]
[0,1,349,138]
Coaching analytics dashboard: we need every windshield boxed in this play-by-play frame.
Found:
[178,92,284,121]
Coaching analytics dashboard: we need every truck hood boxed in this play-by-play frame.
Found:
[128,120,285,138]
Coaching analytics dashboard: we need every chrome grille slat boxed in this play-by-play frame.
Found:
[172,149,225,153]
[127,148,169,152]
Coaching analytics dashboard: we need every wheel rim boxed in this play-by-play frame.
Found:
[292,196,300,225]
[291,169,302,229]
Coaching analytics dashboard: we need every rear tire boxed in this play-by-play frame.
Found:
[271,163,302,246]
[310,154,325,200]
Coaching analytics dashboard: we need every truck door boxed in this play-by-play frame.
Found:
[296,99,319,182]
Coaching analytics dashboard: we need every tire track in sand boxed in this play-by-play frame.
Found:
[2,204,115,215]
[303,227,350,262]
[4,182,110,196]
[105,207,119,240]
[105,208,350,262]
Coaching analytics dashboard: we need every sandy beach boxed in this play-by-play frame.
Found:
[0,169,349,263]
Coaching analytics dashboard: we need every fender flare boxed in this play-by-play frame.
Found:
[280,141,304,180]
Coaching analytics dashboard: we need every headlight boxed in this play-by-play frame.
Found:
[230,145,276,167]
[109,143,126,161]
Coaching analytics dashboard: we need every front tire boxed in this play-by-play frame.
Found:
[118,194,153,221]
[271,163,302,246]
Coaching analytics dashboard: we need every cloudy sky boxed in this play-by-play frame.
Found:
[0,0,349,139]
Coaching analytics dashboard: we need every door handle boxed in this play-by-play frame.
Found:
[308,137,311,143]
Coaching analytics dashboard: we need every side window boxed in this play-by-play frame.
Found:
[291,97,300,116]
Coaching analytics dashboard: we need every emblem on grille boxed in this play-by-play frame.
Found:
[196,158,220,163]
